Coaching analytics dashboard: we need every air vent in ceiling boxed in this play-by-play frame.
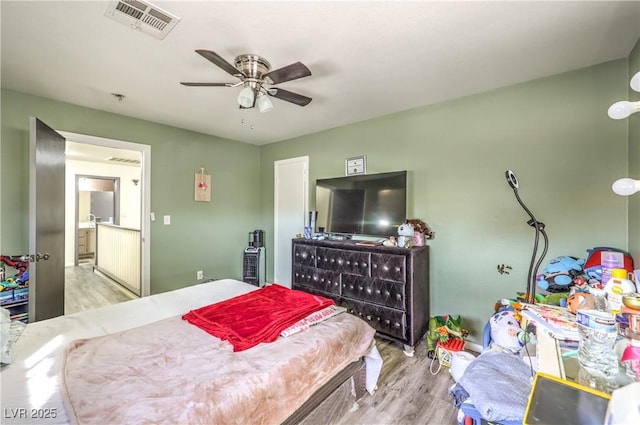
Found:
[105,0,180,40]
[105,156,141,165]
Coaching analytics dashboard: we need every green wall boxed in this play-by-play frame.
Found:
[260,58,633,343]
[2,50,637,344]
[628,40,640,267]
[0,89,261,294]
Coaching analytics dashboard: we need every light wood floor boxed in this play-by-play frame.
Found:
[65,263,138,314]
[334,339,460,425]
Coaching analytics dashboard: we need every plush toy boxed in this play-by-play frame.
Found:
[382,236,397,247]
[536,256,587,293]
[534,292,569,307]
[426,315,468,354]
[567,292,594,314]
[397,222,414,248]
[489,310,529,354]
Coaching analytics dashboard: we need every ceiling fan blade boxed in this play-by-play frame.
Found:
[180,82,235,87]
[264,62,311,84]
[268,88,312,107]
[195,49,243,78]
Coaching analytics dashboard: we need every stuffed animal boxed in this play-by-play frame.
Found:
[382,236,397,247]
[489,310,529,354]
[536,256,587,293]
[535,292,569,307]
[567,292,594,314]
[397,222,414,248]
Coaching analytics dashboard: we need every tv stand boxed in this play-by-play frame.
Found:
[291,238,430,354]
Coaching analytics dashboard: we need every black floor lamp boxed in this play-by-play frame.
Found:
[505,170,549,304]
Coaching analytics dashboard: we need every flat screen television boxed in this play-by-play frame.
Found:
[315,170,407,238]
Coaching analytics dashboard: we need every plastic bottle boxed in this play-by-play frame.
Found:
[576,288,619,377]
[604,269,637,315]
[600,251,624,287]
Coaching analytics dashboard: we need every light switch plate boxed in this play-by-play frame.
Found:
[164,215,170,225]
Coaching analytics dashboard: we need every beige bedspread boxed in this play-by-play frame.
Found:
[61,311,375,425]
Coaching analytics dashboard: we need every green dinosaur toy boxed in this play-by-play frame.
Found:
[426,315,468,353]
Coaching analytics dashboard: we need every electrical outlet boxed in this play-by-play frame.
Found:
[197,270,204,280]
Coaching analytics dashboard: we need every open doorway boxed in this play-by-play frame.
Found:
[75,175,120,266]
[61,132,151,314]
[274,156,308,287]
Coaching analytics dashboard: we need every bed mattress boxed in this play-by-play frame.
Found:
[1,279,379,424]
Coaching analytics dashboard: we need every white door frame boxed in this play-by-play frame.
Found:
[274,156,308,286]
[58,131,151,297]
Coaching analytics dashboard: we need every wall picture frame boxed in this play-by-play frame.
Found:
[345,155,366,175]
[194,166,211,202]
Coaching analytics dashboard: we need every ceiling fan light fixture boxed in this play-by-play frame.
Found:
[257,93,274,113]
[182,50,312,109]
[237,86,254,108]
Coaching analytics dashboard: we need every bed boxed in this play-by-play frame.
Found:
[1,279,382,424]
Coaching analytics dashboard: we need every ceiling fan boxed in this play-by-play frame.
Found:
[180,50,312,112]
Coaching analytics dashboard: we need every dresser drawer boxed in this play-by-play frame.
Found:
[341,275,405,310]
[292,265,341,295]
[340,298,406,341]
[292,283,340,305]
[293,244,317,267]
[371,253,406,283]
[316,248,370,277]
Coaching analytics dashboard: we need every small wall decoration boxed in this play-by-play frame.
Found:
[345,155,366,175]
[194,166,211,202]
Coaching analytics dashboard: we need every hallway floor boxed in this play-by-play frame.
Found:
[65,263,137,315]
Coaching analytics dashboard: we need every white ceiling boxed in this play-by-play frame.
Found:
[2,1,639,146]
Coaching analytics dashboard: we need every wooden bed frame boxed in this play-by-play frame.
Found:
[285,359,367,424]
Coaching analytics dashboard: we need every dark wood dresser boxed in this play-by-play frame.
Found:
[291,238,430,354]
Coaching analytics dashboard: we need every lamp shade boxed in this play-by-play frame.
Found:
[608,101,640,120]
[612,178,640,196]
[257,93,273,113]
[237,87,255,108]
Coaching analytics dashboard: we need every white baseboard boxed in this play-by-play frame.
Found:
[464,341,483,353]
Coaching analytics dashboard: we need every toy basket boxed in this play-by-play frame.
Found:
[436,338,465,367]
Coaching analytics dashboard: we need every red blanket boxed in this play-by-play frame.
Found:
[182,284,335,351]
